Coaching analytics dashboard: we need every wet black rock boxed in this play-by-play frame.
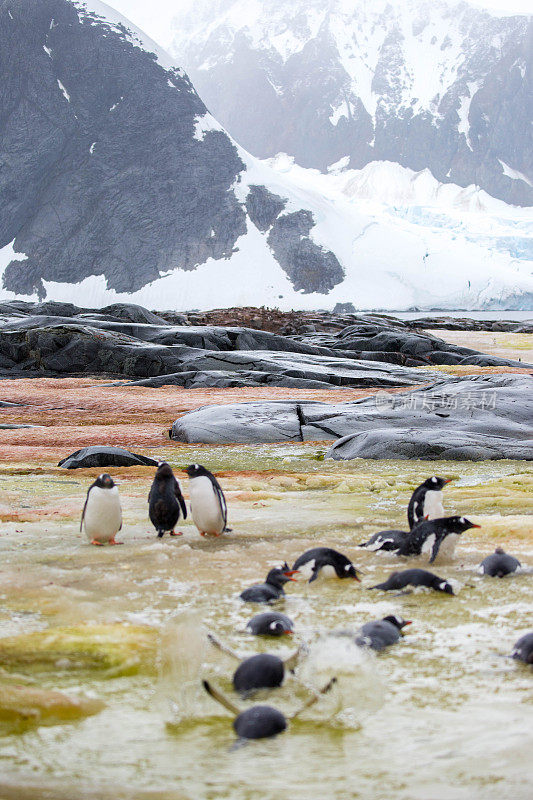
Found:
[58,446,158,469]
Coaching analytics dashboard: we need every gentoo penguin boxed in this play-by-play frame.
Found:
[80,474,122,546]
[370,568,455,594]
[246,612,294,637]
[478,547,521,577]
[202,677,336,740]
[207,633,301,696]
[240,564,299,603]
[395,516,480,562]
[511,632,533,664]
[358,529,408,552]
[291,547,361,583]
[184,464,227,537]
[354,615,412,651]
[148,462,187,538]
[407,476,452,529]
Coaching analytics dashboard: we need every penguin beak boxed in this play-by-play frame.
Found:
[443,478,453,484]
[470,524,481,528]
[283,569,299,582]
[401,621,413,634]
[284,630,294,636]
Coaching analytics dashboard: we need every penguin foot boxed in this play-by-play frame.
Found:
[170,530,183,537]
[90,539,105,546]
[108,538,123,546]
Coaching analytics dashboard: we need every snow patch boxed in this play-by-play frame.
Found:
[193,112,226,141]
[89,142,96,154]
[457,81,481,151]
[57,79,70,102]
[43,45,52,57]
[498,160,533,188]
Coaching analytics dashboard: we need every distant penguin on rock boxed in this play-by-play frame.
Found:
[354,615,412,651]
[395,516,480,562]
[81,473,122,546]
[184,464,227,537]
[292,547,361,583]
[370,568,455,594]
[408,476,452,529]
[240,564,299,604]
[479,547,521,577]
[246,612,294,637]
[511,632,533,664]
[148,462,187,538]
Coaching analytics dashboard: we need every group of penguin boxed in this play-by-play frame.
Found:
[79,466,531,742]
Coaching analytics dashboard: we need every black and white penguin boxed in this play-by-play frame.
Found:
[233,653,285,695]
[202,677,336,740]
[246,612,294,637]
[184,464,227,537]
[407,476,452,529]
[80,473,122,546]
[240,564,299,603]
[370,568,455,594]
[148,462,187,538]
[478,547,521,577]
[291,547,361,583]
[395,516,480,562]
[358,529,408,552]
[511,631,533,664]
[354,615,412,651]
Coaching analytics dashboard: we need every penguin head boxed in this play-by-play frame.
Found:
[437,580,455,595]
[266,564,299,587]
[382,615,412,631]
[423,476,452,490]
[446,516,481,533]
[184,464,209,479]
[94,473,116,489]
[155,461,174,479]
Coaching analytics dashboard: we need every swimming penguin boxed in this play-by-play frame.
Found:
[357,529,408,552]
[80,473,122,546]
[478,547,521,577]
[148,462,187,538]
[370,568,455,594]
[184,464,227,537]
[395,516,480,562]
[291,547,361,583]
[354,615,412,651]
[408,476,452,529]
[246,612,294,637]
[207,633,301,696]
[511,631,533,664]
[202,677,336,740]
[240,564,299,603]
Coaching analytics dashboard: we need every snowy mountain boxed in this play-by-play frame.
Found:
[0,0,531,311]
[169,0,533,207]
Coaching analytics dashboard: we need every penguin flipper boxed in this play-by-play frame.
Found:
[80,487,91,532]
[290,677,337,720]
[308,566,321,583]
[207,632,240,661]
[202,680,240,716]
[214,482,227,528]
[283,644,305,672]
[429,538,442,564]
[174,478,187,520]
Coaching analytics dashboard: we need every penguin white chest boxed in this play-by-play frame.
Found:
[423,491,444,520]
[83,487,122,542]
[189,476,224,535]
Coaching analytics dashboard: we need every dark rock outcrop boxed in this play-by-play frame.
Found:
[58,446,158,469]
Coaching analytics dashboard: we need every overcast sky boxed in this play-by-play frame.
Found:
[107,0,532,49]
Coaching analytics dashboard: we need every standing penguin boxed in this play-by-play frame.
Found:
[81,474,122,546]
[407,476,452,529]
[148,462,187,538]
[184,464,227,537]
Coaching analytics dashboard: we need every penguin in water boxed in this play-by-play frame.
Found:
[148,462,187,538]
[291,547,361,583]
[246,612,294,637]
[240,564,299,603]
[354,615,412,651]
[511,631,533,664]
[407,476,452,529]
[370,568,455,594]
[207,633,302,696]
[81,474,122,546]
[395,516,480,562]
[184,464,227,537]
[479,547,521,577]
[202,677,336,740]
[358,528,408,552]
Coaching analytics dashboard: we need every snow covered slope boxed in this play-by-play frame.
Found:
[169,0,533,207]
[0,0,531,311]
